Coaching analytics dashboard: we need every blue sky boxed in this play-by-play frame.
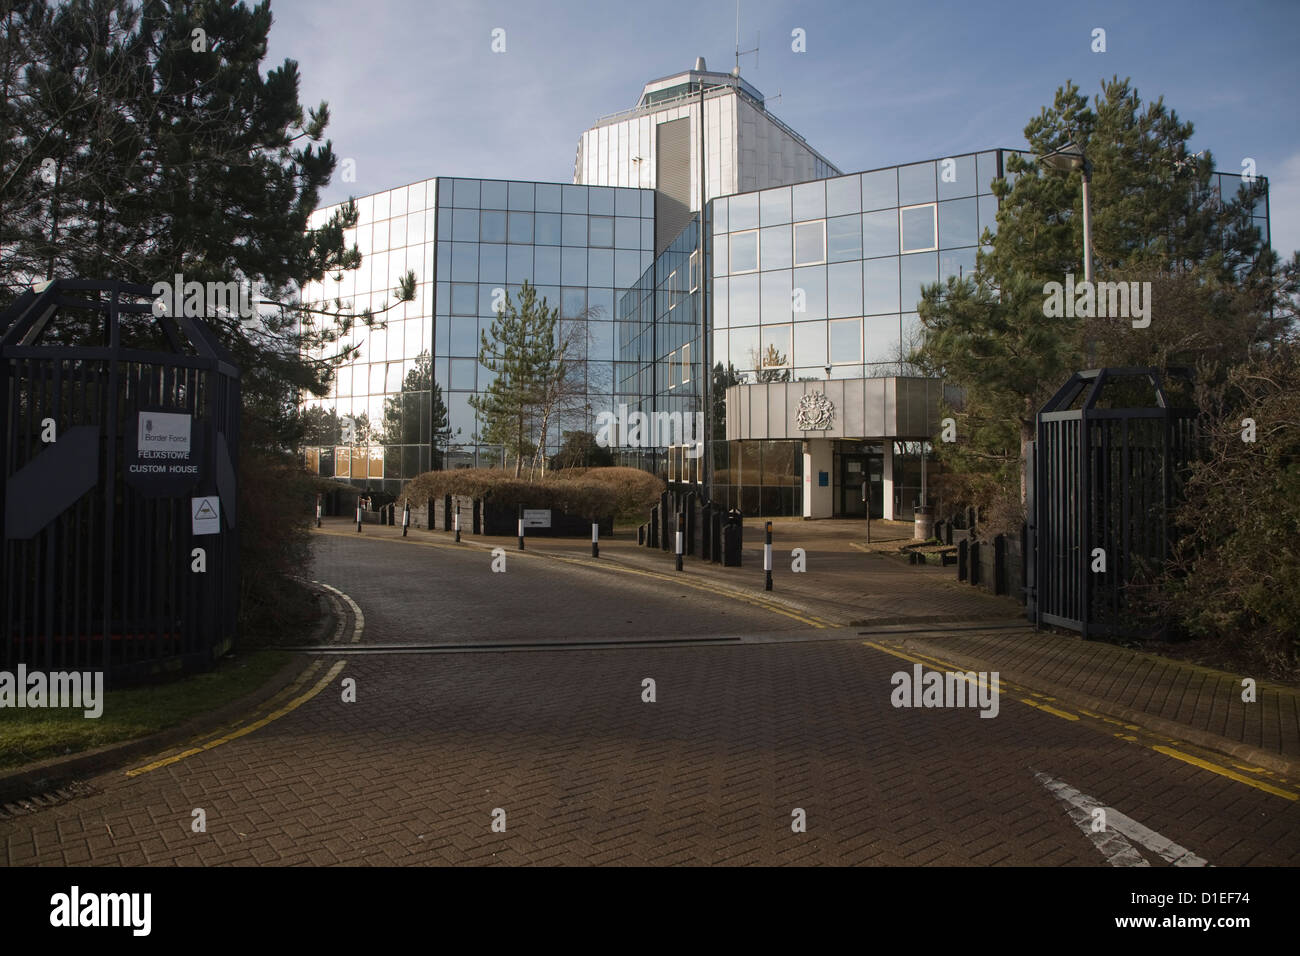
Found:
[268,0,1300,258]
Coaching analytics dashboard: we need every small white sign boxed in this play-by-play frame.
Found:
[192,496,220,535]
[139,411,192,456]
[522,509,551,528]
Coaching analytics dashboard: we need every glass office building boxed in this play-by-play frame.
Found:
[300,63,1270,515]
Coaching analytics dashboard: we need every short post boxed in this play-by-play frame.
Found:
[517,504,525,551]
[402,499,410,537]
[863,480,871,544]
[454,510,461,543]
[356,499,362,533]
[592,519,599,558]
[958,538,968,582]
[764,521,773,591]
[675,512,684,572]
[316,494,322,529]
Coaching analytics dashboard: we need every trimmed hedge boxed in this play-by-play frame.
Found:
[400,466,664,520]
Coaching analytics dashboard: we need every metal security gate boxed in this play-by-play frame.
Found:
[1032,368,1196,638]
[0,279,240,681]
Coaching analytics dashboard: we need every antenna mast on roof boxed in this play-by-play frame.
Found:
[733,0,758,76]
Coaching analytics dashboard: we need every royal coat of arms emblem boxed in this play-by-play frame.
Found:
[795,391,834,431]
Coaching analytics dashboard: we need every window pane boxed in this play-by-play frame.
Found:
[864,315,899,364]
[899,162,936,205]
[940,247,977,284]
[615,189,640,217]
[729,273,760,324]
[761,325,791,367]
[562,214,587,246]
[862,210,899,257]
[760,270,792,324]
[978,194,999,239]
[615,216,640,248]
[508,181,534,210]
[792,266,827,321]
[589,215,614,247]
[713,277,729,328]
[760,225,792,270]
[508,211,533,244]
[793,321,826,367]
[730,230,758,272]
[730,326,760,371]
[900,252,938,312]
[864,258,900,314]
[450,315,478,354]
[506,245,532,283]
[480,181,507,209]
[729,192,759,231]
[588,247,614,287]
[937,154,977,200]
[861,169,898,211]
[534,246,561,285]
[561,246,587,284]
[562,287,586,317]
[451,358,477,389]
[792,181,826,222]
[977,151,1000,193]
[562,184,587,213]
[451,283,477,315]
[711,197,728,233]
[938,198,978,248]
[826,175,861,216]
[478,244,506,283]
[793,221,825,266]
[760,188,791,226]
[535,183,562,212]
[827,214,862,262]
[829,318,861,363]
[713,234,729,276]
[453,207,479,241]
[900,205,936,252]
[827,261,862,318]
[535,212,562,245]
[589,186,615,215]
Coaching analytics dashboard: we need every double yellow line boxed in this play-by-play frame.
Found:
[862,640,1300,802]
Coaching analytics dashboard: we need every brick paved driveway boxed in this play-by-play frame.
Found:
[3,533,1298,866]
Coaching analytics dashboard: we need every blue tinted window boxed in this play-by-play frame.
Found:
[589,187,615,215]
[450,315,478,354]
[534,246,561,285]
[561,246,587,285]
[761,226,791,270]
[508,181,534,210]
[827,261,862,318]
[900,252,938,311]
[453,179,480,207]
[829,318,861,363]
[938,198,978,248]
[900,205,936,252]
[730,231,758,273]
[535,183,562,213]
[761,188,792,226]
[508,212,533,244]
[588,248,614,287]
[827,215,862,262]
[792,181,826,222]
[730,193,759,231]
[864,258,899,314]
[562,185,588,213]
[535,212,562,245]
[478,244,506,283]
[562,214,587,246]
[792,266,827,321]
[899,163,936,205]
[937,155,977,200]
[761,270,792,324]
[861,169,897,211]
[479,181,507,209]
[451,283,476,315]
[452,208,479,241]
[826,175,861,216]
[479,210,506,243]
[729,273,760,324]
[615,190,640,217]
[506,245,532,284]
[451,242,477,281]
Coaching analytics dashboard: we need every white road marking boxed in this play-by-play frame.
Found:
[1033,771,1209,867]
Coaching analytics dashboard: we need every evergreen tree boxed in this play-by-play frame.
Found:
[912,77,1288,530]
[470,281,559,476]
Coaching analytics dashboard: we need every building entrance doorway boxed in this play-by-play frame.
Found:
[839,452,882,518]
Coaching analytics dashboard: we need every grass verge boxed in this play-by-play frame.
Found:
[0,649,294,772]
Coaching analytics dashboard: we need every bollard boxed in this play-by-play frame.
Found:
[764,521,773,591]
[970,540,981,587]
[356,500,362,533]
[316,495,322,529]
[517,504,525,550]
[454,510,461,543]
[958,538,968,582]
[402,499,410,537]
[592,520,599,558]
[675,512,684,571]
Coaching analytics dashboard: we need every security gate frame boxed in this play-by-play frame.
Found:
[1031,368,1196,638]
[0,279,240,681]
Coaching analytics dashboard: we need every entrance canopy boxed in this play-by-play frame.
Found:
[724,377,946,441]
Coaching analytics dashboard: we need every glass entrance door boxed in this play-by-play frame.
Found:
[840,453,883,518]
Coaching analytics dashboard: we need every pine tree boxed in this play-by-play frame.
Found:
[912,77,1285,531]
[470,281,559,476]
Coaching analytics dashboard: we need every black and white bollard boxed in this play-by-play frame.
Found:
[356,500,362,533]
[454,511,461,543]
[592,521,599,558]
[316,495,322,528]
[676,512,684,572]
[402,499,410,537]
[517,505,525,551]
[764,521,773,591]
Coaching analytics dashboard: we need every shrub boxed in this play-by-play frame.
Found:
[238,450,317,636]
[399,465,664,520]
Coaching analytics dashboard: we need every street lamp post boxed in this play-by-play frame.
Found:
[1040,142,1094,284]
